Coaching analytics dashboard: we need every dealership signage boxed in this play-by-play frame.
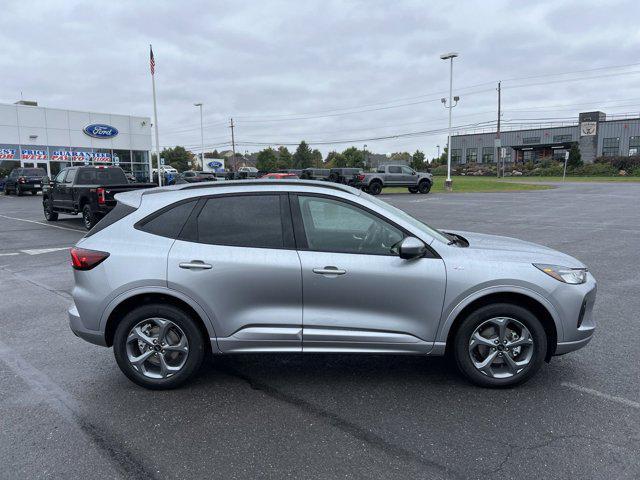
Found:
[21,149,48,160]
[93,152,112,162]
[0,148,16,159]
[580,121,597,136]
[51,150,73,161]
[83,124,119,139]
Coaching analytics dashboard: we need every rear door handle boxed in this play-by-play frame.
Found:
[179,261,212,270]
[313,266,346,275]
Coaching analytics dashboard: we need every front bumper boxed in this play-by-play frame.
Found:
[551,274,597,356]
[68,304,107,346]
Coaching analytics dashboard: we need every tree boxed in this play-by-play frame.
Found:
[390,151,412,163]
[293,141,313,169]
[311,148,323,168]
[204,150,221,159]
[431,147,447,166]
[155,146,194,171]
[276,146,292,169]
[567,143,583,169]
[342,146,365,168]
[325,151,346,168]
[256,147,278,172]
[411,150,426,171]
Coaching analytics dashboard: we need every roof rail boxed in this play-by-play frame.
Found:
[142,179,359,196]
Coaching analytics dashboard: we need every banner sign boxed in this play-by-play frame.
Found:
[83,124,119,139]
[21,149,48,160]
[93,152,112,162]
[51,150,73,161]
[72,151,94,162]
[0,148,17,159]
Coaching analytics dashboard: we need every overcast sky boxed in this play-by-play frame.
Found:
[2,0,640,158]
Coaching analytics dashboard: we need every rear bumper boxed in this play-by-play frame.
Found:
[69,304,107,346]
[18,183,42,191]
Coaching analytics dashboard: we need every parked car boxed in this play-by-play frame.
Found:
[42,166,156,230]
[179,171,217,183]
[329,167,363,186]
[237,166,259,178]
[68,179,596,389]
[263,172,299,179]
[354,165,432,195]
[299,168,330,180]
[3,167,47,196]
[0,174,7,192]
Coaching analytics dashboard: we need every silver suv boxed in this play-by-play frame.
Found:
[69,180,596,389]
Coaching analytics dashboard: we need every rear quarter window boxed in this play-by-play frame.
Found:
[85,202,137,237]
[136,200,197,239]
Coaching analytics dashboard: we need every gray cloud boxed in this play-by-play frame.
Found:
[1,0,639,157]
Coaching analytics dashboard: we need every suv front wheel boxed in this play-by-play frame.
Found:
[113,304,206,389]
[453,303,547,388]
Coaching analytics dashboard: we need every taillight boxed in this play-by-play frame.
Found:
[357,174,365,181]
[96,187,106,204]
[70,247,109,270]
[18,176,26,184]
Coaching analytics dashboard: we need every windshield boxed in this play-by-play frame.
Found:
[361,191,450,244]
[75,167,127,185]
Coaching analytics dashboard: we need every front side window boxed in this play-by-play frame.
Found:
[401,166,414,175]
[388,166,402,174]
[297,196,403,256]
[197,195,284,248]
[65,169,77,183]
[54,170,67,183]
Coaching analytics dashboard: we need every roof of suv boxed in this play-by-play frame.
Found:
[143,179,360,196]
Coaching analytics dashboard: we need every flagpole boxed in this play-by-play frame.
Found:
[150,44,162,186]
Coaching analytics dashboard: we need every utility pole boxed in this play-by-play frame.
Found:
[437,145,440,159]
[496,81,502,178]
[230,118,236,171]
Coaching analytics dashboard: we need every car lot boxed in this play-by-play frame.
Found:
[1,183,639,480]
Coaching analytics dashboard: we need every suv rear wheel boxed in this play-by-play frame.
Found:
[453,303,547,388]
[368,181,382,195]
[113,304,205,389]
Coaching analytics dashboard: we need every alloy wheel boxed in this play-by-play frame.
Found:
[468,317,534,379]
[125,318,189,379]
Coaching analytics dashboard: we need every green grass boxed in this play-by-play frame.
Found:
[501,176,640,183]
[380,176,553,195]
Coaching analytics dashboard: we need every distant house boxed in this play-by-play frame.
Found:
[218,150,256,170]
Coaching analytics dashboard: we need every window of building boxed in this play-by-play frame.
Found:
[602,137,620,157]
[629,137,640,156]
[553,134,572,143]
[501,149,512,163]
[197,195,284,249]
[466,148,477,163]
[451,149,462,164]
[523,150,533,162]
[113,149,132,167]
[522,137,541,144]
[297,196,403,256]
[482,147,494,163]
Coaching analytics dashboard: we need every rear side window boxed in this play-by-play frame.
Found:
[138,200,197,239]
[86,202,137,237]
[65,169,77,183]
[75,168,127,185]
[196,195,284,248]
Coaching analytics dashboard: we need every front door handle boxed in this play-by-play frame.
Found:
[313,266,346,275]
[179,261,212,270]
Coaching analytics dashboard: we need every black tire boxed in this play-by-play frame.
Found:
[418,180,432,194]
[16,185,23,196]
[82,205,96,230]
[3,185,10,195]
[43,198,58,221]
[31,190,38,195]
[453,303,547,388]
[113,303,206,390]
[329,173,339,183]
[408,187,418,194]
[368,181,382,195]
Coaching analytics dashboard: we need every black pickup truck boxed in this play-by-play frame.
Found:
[42,166,155,230]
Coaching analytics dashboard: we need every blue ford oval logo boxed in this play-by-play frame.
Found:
[83,124,119,139]
[207,160,223,168]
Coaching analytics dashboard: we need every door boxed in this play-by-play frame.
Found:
[400,166,416,186]
[386,165,403,185]
[51,169,68,209]
[167,193,303,352]
[59,168,77,210]
[292,194,446,353]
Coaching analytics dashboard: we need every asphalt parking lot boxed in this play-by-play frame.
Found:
[1,183,639,480]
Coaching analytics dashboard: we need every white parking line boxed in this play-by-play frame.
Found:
[0,252,20,257]
[0,214,85,233]
[21,247,70,255]
[562,382,640,410]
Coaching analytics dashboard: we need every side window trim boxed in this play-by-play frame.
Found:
[134,198,199,239]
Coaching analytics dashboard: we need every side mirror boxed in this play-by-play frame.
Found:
[399,236,427,260]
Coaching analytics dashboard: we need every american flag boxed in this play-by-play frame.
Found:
[150,45,155,75]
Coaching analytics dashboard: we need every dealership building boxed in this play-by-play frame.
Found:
[0,100,152,180]
[450,111,640,165]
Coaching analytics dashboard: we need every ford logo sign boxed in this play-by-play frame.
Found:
[207,160,223,168]
[83,124,119,139]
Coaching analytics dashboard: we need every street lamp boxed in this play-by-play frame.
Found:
[440,52,459,191]
[363,144,367,168]
[194,103,204,170]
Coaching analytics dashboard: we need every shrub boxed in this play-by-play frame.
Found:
[571,163,617,176]
[594,155,640,172]
[432,165,449,176]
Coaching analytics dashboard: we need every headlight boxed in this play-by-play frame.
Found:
[534,264,587,284]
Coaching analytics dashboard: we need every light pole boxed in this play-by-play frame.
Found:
[194,103,204,170]
[437,144,440,158]
[363,144,367,168]
[440,52,459,191]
